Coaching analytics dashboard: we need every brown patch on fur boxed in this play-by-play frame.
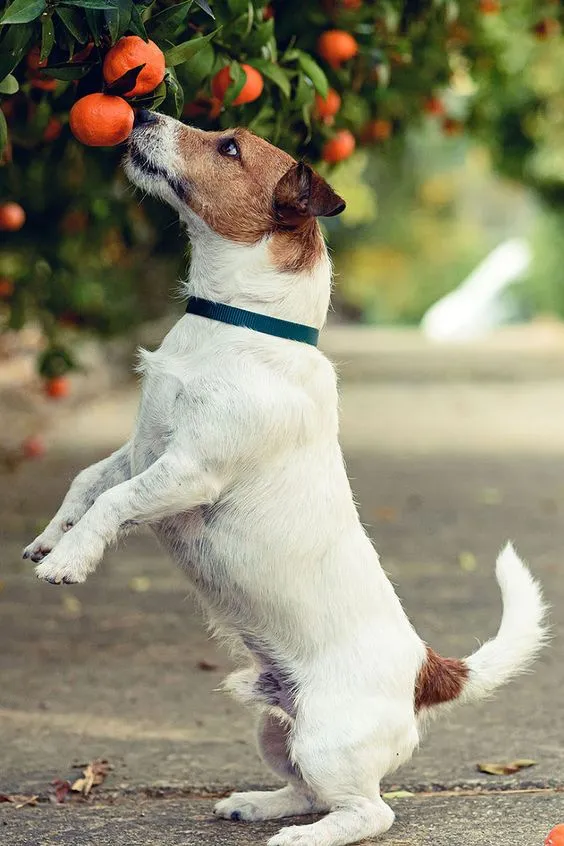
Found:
[174,126,344,273]
[414,645,469,712]
[176,126,294,244]
[268,219,325,274]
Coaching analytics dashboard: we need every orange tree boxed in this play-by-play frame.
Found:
[0,0,562,382]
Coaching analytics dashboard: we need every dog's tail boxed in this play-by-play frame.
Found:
[415,543,547,718]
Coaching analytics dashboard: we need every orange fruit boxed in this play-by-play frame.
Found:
[0,277,14,298]
[103,36,165,97]
[27,46,47,72]
[72,42,94,63]
[534,18,561,39]
[424,96,444,116]
[322,129,356,164]
[362,118,392,142]
[546,825,564,846]
[342,0,362,7]
[70,93,134,147]
[22,435,46,460]
[30,76,57,91]
[479,0,500,11]
[0,202,25,231]
[43,117,62,142]
[211,64,264,105]
[44,376,70,400]
[442,116,464,136]
[314,88,341,120]
[263,4,274,19]
[317,30,358,68]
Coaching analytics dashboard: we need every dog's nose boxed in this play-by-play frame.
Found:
[134,109,159,127]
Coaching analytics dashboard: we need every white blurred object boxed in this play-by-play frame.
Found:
[421,238,532,342]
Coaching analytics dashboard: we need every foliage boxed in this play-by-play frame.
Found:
[1,0,564,373]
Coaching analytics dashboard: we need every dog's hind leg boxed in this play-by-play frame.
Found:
[214,712,327,822]
[267,696,418,846]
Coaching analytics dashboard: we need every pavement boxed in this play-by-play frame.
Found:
[1,328,564,845]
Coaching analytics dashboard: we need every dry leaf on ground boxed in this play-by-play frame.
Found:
[71,759,111,797]
[382,790,414,799]
[477,759,537,776]
[0,794,38,809]
[50,779,71,804]
[459,551,477,572]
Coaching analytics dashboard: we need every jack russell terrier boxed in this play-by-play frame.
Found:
[24,110,547,846]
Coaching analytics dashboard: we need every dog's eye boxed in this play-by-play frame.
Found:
[218,138,240,159]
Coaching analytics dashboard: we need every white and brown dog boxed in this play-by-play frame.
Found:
[24,111,547,846]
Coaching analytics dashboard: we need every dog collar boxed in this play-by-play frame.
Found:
[185,297,319,346]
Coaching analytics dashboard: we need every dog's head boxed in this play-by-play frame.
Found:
[124,111,345,273]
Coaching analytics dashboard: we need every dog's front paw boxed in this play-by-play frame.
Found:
[34,533,102,585]
[23,525,66,563]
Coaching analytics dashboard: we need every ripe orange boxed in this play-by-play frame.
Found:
[27,46,47,72]
[317,30,358,68]
[362,118,392,142]
[424,96,444,116]
[211,64,264,105]
[442,116,464,136]
[22,435,46,460]
[103,36,165,97]
[0,277,14,298]
[314,89,341,120]
[44,376,70,400]
[546,824,564,846]
[534,18,561,39]
[479,0,500,12]
[43,117,62,142]
[0,202,25,231]
[70,93,134,147]
[322,129,356,164]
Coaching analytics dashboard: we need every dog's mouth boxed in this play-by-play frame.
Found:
[126,139,190,202]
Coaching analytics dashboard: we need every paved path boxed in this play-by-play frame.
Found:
[1,336,563,844]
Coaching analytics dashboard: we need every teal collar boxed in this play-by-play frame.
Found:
[186,297,319,346]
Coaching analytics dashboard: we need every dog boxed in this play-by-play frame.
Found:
[24,111,547,846]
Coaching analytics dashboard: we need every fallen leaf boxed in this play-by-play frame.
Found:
[479,487,502,505]
[71,759,111,797]
[50,779,71,804]
[129,576,151,593]
[62,594,82,619]
[477,759,537,776]
[0,794,38,808]
[459,551,477,572]
[382,790,414,799]
[197,660,219,672]
[373,506,398,523]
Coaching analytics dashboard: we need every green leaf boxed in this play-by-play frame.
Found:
[244,16,273,51]
[105,62,145,94]
[293,72,314,109]
[294,50,328,98]
[227,0,247,14]
[41,61,92,79]
[130,78,166,108]
[164,30,216,66]
[160,67,184,118]
[194,0,214,18]
[176,41,214,88]
[222,60,245,107]
[60,0,118,8]
[0,22,34,78]
[0,109,7,157]
[146,0,193,42]
[0,73,19,94]
[105,6,120,41]
[247,58,290,98]
[0,0,45,25]
[127,2,147,39]
[56,7,89,42]
[40,13,54,61]
[84,7,104,43]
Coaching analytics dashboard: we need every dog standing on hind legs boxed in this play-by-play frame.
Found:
[24,111,547,846]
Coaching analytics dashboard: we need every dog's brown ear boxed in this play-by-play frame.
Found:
[274,162,346,227]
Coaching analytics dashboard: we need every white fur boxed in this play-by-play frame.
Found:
[26,115,548,846]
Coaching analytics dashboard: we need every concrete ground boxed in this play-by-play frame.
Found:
[1,329,564,845]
